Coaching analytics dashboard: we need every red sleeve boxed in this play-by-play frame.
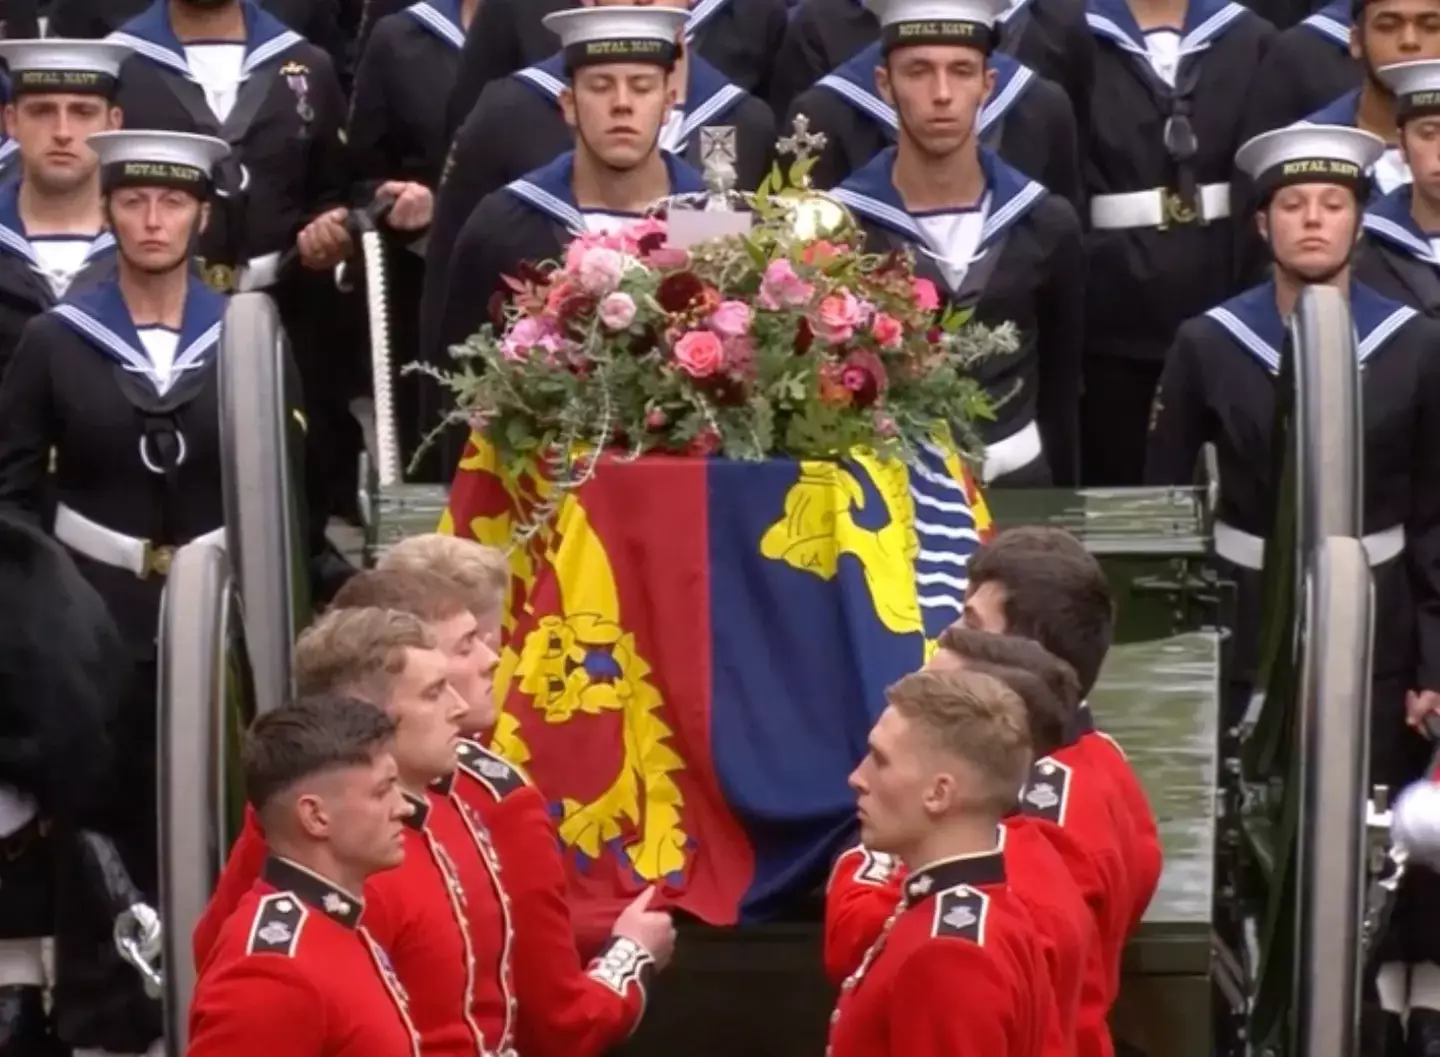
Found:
[488,787,643,1057]
[187,955,324,1057]
[1099,738,1163,932]
[823,846,904,985]
[193,809,268,970]
[888,944,1020,1057]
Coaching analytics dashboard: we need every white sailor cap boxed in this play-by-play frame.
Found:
[87,130,230,197]
[542,6,689,71]
[1234,124,1385,198]
[1378,60,1440,123]
[0,39,131,97]
[865,0,1009,53]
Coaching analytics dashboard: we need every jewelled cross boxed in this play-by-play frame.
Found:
[778,113,827,164]
[699,126,738,211]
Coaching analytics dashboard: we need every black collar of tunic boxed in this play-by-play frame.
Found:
[903,845,1007,903]
[261,856,365,928]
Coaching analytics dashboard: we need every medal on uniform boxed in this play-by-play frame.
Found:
[280,60,314,124]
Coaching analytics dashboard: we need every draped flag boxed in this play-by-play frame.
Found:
[440,436,993,938]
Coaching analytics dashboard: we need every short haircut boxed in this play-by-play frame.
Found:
[967,527,1114,698]
[378,535,507,618]
[936,626,1081,743]
[330,568,472,625]
[294,607,435,702]
[886,667,1032,816]
[242,694,396,815]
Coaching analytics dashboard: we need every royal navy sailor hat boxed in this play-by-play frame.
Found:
[87,130,231,197]
[0,39,132,97]
[865,0,1009,54]
[1379,60,1440,124]
[543,6,689,71]
[1234,124,1385,197]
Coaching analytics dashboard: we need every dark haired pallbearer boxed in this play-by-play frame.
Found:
[0,129,249,1057]
[831,0,1085,488]
[430,4,707,363]
[188,695,424,1057]
[0,40,129,380]
[1356,60,1440,314]
[1146,123,1440,1055]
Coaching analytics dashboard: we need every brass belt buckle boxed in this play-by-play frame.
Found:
[141,543,175,579]
[200,259,237,294]
[1160,189,1200,230]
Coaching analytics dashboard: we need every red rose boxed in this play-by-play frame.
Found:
[687,426,722,456]
[656,271,707,313]
[840,349,888,408]
[794,317,815,355]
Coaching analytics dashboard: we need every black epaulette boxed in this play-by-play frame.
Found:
[455,738,531,801]
[932,885,988,944]
[1020,756,1073,825]
[246,893,308,957]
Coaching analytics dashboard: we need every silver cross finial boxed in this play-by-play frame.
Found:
[699,126,739,211]
[778,113,827,164]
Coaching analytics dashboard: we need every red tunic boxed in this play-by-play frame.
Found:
[451,738,649,1057]
[826,847,1051,1057]
[189,858,421,1057]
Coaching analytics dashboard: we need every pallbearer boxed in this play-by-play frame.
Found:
[1145,122,1440,1052]
[0,129,234,1057]
[0,40,130,378]
[1356,59,1440,313]
[431,4,707,360]
[831,0,1084,487]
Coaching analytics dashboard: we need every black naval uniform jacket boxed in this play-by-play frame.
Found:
[443,0,788,142]
[785,44,1080,208]
[1081,0,1272,364]
[1236,0,1357,139]
[418,54,774,365]
[110,0,349,279]
[348,0,467,189]
[767,0,1093,130]
[0,178,117,382]
[1144,281,1440,780]
[0,276,228,659]
[833,147,1085,487]
[435,151,706,363]
[1357,187,1440,318]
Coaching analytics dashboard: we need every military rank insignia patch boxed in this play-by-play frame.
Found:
[455,738,530,800]
[1020,756,1072,826]
[247,893,307,956]
[932,886,988,943]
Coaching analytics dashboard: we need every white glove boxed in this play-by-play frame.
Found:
[1392,781,1440,868]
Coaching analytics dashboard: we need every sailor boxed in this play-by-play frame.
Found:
[431,4,707,362]
[768,0,1093,133]
[781,39,1080,204]
[1076,0,1273,486]
[188,695,424,1057]
[0,40,130,380]
[830,0,1084,487]
[418,0,775,371]
[1237,0,1358,137]
[1355,59,1440,314]
[441,0,787,145]
[827,668,1051,1057]
[0,128,231,1057]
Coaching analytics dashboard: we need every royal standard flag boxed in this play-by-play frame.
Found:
[442,435,993,940]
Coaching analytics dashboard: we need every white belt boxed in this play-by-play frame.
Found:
[983,420,1043,483]
[237,250,283,292]
[54,503,224,578]
[1213,520,1405,571]
[1089,183,1232,230]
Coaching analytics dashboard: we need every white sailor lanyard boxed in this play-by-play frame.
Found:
[1204,280,1418,377]
[0,179,115,303]
[1363,187,1440,308]
[1085,0,1249,209]
[503,149,708,236]
[514,53,747,158]
[815,43,1037,146]
[109,0,312,139]
[51,276,224,485]
[832,146,1047,304]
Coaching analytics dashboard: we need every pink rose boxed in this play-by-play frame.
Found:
[912,277,941,312]
[598,292,637,331]
[871,312,904,350]
[812,290,866,346]
[645,407,669,430]
[709,300,752,339]
[647,246,692,270]
[673,330,725,378]
[500,315,558,361]
[575,246,625,295]
[758,259,815,310]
